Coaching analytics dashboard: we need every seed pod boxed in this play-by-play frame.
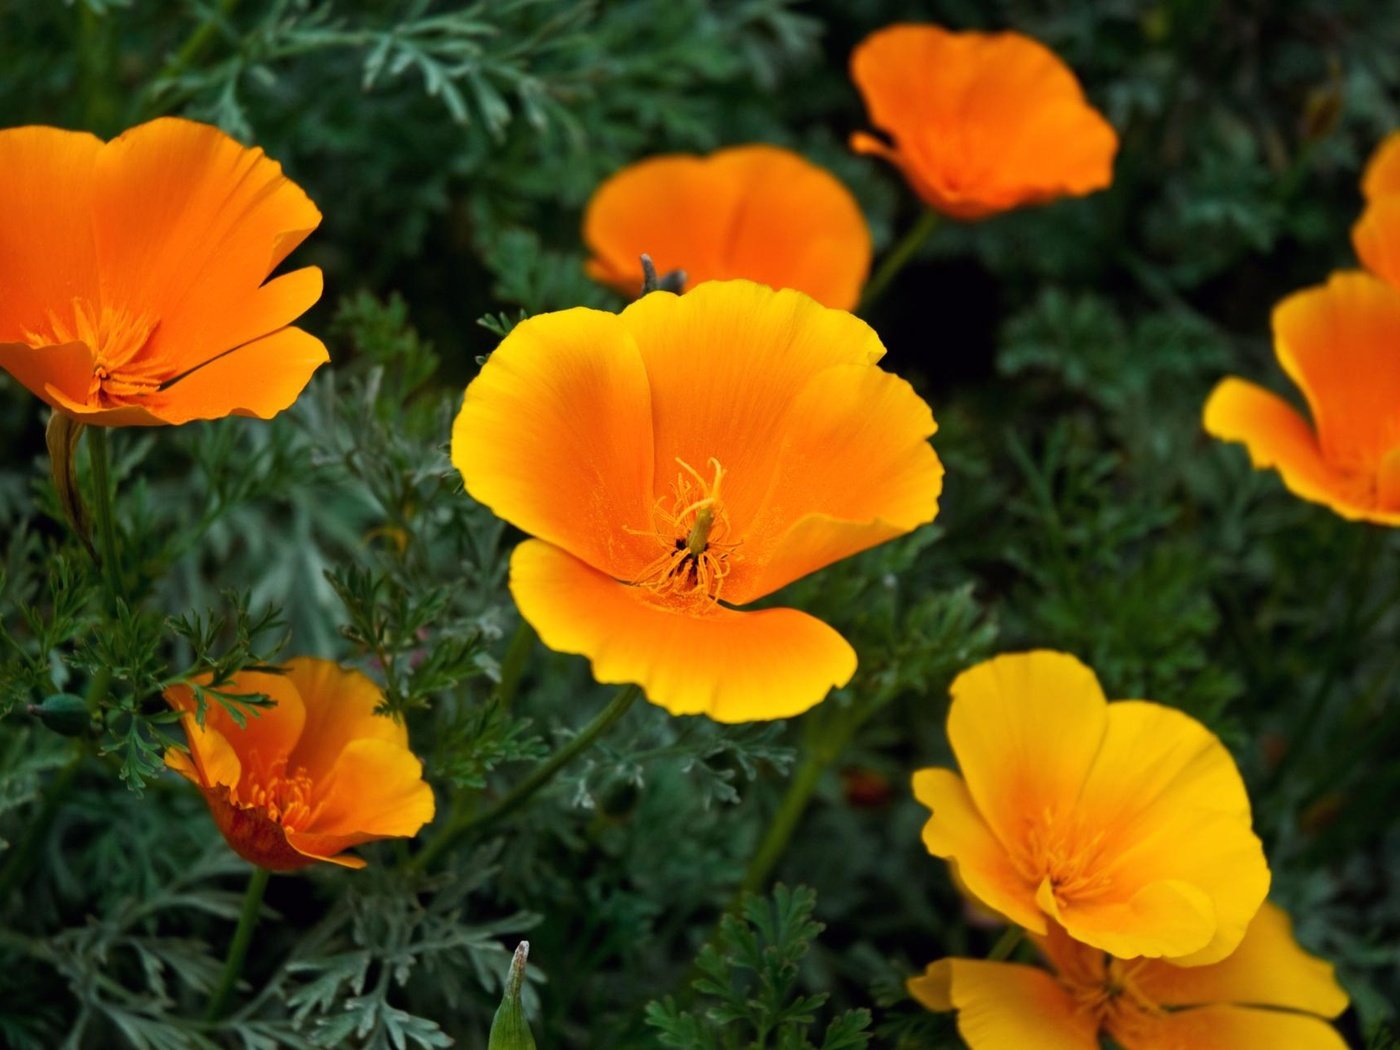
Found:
[30,693,90,737]
[488,941,536,1050]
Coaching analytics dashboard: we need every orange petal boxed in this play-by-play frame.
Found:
[509,538,855,721]
[908,958,1099,1050]
[0,340,96,408]
[912,768,1044,933]
[204,784,321,870]
[452,307,659,580]
[618,281,885,537]
[1118,1005,1347,1050]
[584,145,872,310]
[1132,902,1348,1017]
[944,651,1109,855]
[849,25,1116,219]
[165,670,307,785]
[728,362,941,601]
[284,658,407,781]
[91,117,322,376]
[1202,377,1387,520]
[1362,131,1400,201]
[1354,195,1400,293]
[0,126,102,346]
[1273,271,1400,473]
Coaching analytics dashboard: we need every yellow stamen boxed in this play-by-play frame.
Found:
[629,456,738,604]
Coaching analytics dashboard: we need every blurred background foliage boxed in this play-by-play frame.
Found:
[2,0,1400,1046]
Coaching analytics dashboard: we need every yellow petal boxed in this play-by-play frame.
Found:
[912,768,1045,933]
[284,657,407,781]
[1118,1005,1347,1050]
[1132,902,1348,1016]
[1053,876,1219,961]
[510,538,855,721]
[452,307,659,579]
[908,958,1099,1050]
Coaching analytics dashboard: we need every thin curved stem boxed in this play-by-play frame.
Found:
[986,926,1023,962]
[411,683,641,871]
[87,427,123,605]
[206,865,270,1021]
[858,209,940,314]
[495,621,537,711]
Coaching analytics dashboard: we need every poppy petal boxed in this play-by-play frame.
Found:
[452,307,658,580]
[285,658,408,781]
[1362,131,1400,201]
[913,768,1045,933]
[166,671,307,784]
[509,538,856,721]
[91,117,322,375]
[1049,875,1219,961]
[0,340,96,407]
[294,738,435,847]
[149,325,329,425]
[1120,1005,1347,1050]
[1353,195,1400,293]
[907,958,1099,1050]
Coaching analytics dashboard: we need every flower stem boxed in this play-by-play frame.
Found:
[495,621,537,710]
[986,926,1023,962]
[206,865,270,1022]
[858,209,940,314]
[87,427,123,604]
[412,683,641,871]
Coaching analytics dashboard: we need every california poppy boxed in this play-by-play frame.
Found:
[1354,133,1400,292]
[583,145,871,310]
[0,117,326,426]
[910,903,1348,1050]
[165,658,434,870]
[849,25,1117,220]
[452,280,942,722]
[914,651,1269,965]
[1205,271,1400,523]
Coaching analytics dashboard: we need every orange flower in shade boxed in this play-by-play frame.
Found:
[452,280,942,722]
[582,145,872,310]
[909,903,1349,1050]
[1204,271,1400,524]
[914,651,1269,965]
[0,117,326,426]
[1353,132,1400,292]
[165,658,434,870]
[849,25,1118,220]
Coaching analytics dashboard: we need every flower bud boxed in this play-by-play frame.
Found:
[488,941,536,1050]
[30,693,90,737]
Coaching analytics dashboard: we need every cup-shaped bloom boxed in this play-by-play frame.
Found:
[849,25,1117,220]
[1354,133,1400,292]
[914,651,1269,965]
[583,145,871,310]
[165,658,434,870]
[0,117,327,426]
[909,903,1349,1050]
[1205,271,1400,523]
[452,280,942,722]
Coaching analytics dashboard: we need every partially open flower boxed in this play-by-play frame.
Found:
[910,903,1349,1050]
[914,651,1269,965]
[0,117,326,426]
[583,145,871,310]
[165,658,434,870]
[452,280,942,722]
[1354,133,1400,292]
[1205,271,1400,524]
[849,24,1117,220]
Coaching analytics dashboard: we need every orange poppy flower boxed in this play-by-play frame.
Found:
[165,658,434,870]
[1204,271,1400,523]
[452,280,942,722]
[914,651,1269,966]
[909,903,1349,1050]
[583,145,871,310]
[849,25,1118,220]
[1354,133,1400,292]
[0,117,326,426]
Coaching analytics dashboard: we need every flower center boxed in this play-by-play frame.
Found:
[630,457,738,606]
[1016,807,1115,909]
[1062,954,1163,1040]
[228,753,321,833]
[26,299,163,407]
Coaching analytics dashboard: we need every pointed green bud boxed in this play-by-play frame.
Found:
[488,941,536,1050]
[30,693,91,737]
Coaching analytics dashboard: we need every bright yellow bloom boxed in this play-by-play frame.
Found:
[910,903,1348,1050]
[914,651,1269,965]
[452,280,942,722]
[1205,271,1400,524]
[165,658,434,870]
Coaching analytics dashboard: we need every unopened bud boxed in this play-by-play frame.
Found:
[488,941,536,1050]
[30,693,91,737]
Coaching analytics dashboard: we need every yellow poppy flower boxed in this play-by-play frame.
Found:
[452,280,942,722]
[914,651,1269,965]
[910,903,1348,1050]
[165,658,434,870]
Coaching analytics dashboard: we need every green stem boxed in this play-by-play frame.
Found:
[87,427,122,605]
[495,621,537,710]
[206,865,270,1021]
[412,684,640,871]
[986,926,1023,962]
[858,209,940,314]
[143,0,239,116]
[738,748,829,898]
